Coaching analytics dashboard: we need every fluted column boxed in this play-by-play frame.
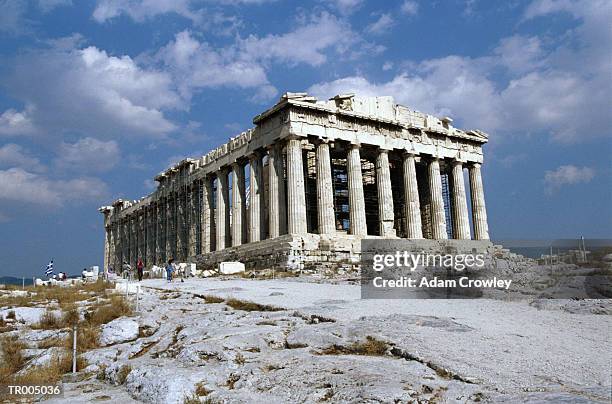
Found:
[156,201,164,263]
[188,184,197,257]
[376,148,395,237]
[103,225,110,274]
[450,161,471,240]
[286,137,307,234]
[347,143,367,236]
[403,153,423,238]
[469,163,489,240]
[248,153,263,242]
[166,196,174,259]
[315,139,336,235]
[201,178,212,253]
[428,158,447,239]
[231,162,246,246]
[216,169,229,250]
[267,145,280,239]
[149,205,156,265]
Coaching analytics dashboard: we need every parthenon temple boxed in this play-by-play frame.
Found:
[99,93,490,273]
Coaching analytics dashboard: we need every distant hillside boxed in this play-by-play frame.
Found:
[0,276,34,286]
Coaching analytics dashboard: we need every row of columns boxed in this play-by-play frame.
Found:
[107,136,489,270]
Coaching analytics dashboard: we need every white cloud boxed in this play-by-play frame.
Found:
[0,0,29,34]
[38,0,72,13]
[240,12,361,67]
[56,137,120,172]
[309,0,612,142]
[0,168,108,207]
[366,13,395,35]
[0,144,46,172]
[8,42,181,139]
[93,0,197,23]
[401,0,419,16]
[156,30,272,100]
[544,165,595,193]
[494,35,544,74]
[156,13,368,102]
[309,56,503,132]
[0,108,38,136]
[327,0,364,15]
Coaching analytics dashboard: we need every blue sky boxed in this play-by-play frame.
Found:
[0,0,610,277]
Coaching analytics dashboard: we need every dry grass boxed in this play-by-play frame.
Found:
[194,294,224,304]
[85,294,132,326]
[0,335,26,378]
[195,382,212,396]
[318,336,389,356]
[116,364,131,385]
[1,280,111,309]
[6,310,16,320]
[38,337,65,349]
[32,309,63,330]
[0,334,87,390]
[225,298,283,312]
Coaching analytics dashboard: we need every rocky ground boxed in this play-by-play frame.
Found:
[0,275,599,403]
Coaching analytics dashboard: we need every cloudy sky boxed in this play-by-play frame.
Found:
[0,0,610,277]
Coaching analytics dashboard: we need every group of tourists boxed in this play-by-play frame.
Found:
[111,257,183,283]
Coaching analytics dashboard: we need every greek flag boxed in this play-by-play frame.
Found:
[44,260,54,276]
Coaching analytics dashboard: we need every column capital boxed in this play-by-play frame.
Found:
[312,137,332,146]
[230,161,241,170]
[468,162,482,169]
[248,150,263,161]
[349,141,361,149]
[378,146,392,153]
[451,159,464,167]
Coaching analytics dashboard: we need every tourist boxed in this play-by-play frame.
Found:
[137,258,144,281]
[166,258,174,282]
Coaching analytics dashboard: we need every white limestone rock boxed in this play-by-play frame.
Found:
[219,261,245,275]
[99,318,139,346]
[0,307,50,324]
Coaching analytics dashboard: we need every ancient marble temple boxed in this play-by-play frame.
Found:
[99,93,490,273]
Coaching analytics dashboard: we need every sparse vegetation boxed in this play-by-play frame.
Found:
[33,309,63,329]
[195,382,212,396]
[38,336,65,349]
[225,298,283,312]
[6,310,16,320]
[318,336,389,356]
[0,334,87,389]
[194,294,224,304]
[0,335,26,378]
[116,364,131,385]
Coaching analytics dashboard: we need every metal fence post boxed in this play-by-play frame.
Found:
[72,324,77,373]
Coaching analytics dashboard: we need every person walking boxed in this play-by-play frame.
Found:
[166,258,174,282]
[137,258,144,281]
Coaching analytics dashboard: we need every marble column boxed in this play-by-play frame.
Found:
[166,196,174,259]
[216,169,229,250]
[231,162,246,246]
[403,153,423,238]
[316,139,336,235]
[376,148,395,237]
[148,205,156,265]
[103,225,110,274]
[286,137,307,234]
[469,163,489,240]
[201,178,212,253]
[188,184,198,257]
[347,143,367,236]
[428,158,448,239]
[155,198,166,264]
[267,145,280,239]
[249,153,263,242]
[450,161,471,240]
